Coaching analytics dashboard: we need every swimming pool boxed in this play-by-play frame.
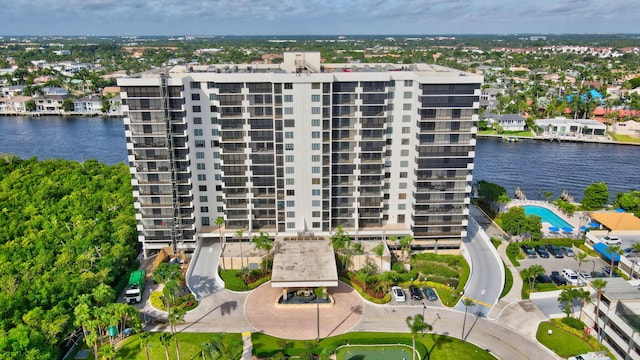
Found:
[523,205,573,229]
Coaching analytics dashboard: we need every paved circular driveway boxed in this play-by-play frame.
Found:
[245,281,364,340]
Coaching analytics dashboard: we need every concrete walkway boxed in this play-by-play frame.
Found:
[241,332,252,360]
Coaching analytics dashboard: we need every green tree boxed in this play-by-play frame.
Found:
[168,305,186,360]
[398,236,413,263]
[25,100,36,112]
[406,314,432,360]
[138,332,151,360]
[235,230,244,269]
[592,279,608,342]
[582,182,609,210]
[631,242,640,279]
[372,243,385,272]
[251,232,274,275]
[152,262,182,285]
[522,264,545,294]
[461,297,476,339]
[202,333,243,360]
[575,252,589,279]
[606,245,623,278]
[558,289,578,317]
[159,333,172,360]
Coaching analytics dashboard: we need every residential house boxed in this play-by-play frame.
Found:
[1,95,31,113]
[41,86,68,96]
[73,95,102,113]
[535,117,607,139]
[1,85,26,97]
[107,95,123,117]
[34,94,68,113]
[612,120,640,138]
[480,88,500,111]
[484,113,526,131]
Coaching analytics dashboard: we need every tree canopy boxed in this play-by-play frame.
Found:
[499,206,542,240]
[0,157,138,359]
[582,182,610,210]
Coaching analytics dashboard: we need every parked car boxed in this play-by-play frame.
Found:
[579,271,591,282]
[562,268,580,285]
[561,246,575,257]
[623,247,638,258]
[422,286,438,301]
[392,286,406,302]
[550,271,567,286]
[601,235,622,245]
[590,271,606,278]
[545,244,564,258]
[520,244,537,258]
[602,267,620,277]
[408,285,422,300]
[536,274,553,284]
[535,245,550,258]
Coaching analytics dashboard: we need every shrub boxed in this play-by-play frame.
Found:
[506,243,522,266]
[561,317,586,331]
[391,261,405,273]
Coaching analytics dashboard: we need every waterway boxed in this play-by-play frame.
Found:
[0,116,638,200]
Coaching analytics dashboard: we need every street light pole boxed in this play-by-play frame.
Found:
[316,289,320,341]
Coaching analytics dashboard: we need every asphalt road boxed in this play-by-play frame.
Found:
[454,211,504,316]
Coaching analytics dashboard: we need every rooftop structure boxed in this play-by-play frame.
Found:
[117,52,482,256]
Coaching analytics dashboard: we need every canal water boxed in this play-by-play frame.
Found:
[0,116,638,200]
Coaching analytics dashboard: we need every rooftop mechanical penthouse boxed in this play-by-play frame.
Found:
[117,52,483,257]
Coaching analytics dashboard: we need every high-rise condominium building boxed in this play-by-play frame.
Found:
[118,52,482,257]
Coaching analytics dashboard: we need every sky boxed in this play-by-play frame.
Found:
[1,0,639,36]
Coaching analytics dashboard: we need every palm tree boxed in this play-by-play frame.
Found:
[216,216,225,249]
[592,279,608,342]
[168,306,186,360]
[406,314,432,360]
[631,242,640,279]
[373,243,385,273]
[202,333,243,360]
[251,232,274,275]
[235,229,244,269]
[558,289,578,317]
[461,297,476,339]
[522,264,545,294]
[159,333,172,360]
[138,332,151,360]
[575,252,589,278]
[606,245,623,278]
[399,235,413,263]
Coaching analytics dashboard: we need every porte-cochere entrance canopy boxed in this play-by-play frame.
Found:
[270,237,338,288]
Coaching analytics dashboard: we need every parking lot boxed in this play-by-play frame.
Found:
[517,246,612,279]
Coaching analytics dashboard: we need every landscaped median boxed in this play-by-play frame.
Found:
[536,319,610,358]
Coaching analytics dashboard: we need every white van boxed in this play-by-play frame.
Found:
[562,269,580,286]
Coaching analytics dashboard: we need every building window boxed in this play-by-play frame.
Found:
[403,91,412,99]
[312,178,320,185]
[312,155,320,162]
[214,163,220,169]
[285,155,294,162]
[201,217,210,226]
[401,138,410,145]
[312,200,320,207]
[196,151,205,159]
[386,127,393,134]
[312,119,320,126]
[195,140,205,147]
[400,161,408,167]
[286,178,295,185]
[402,127,410,134]
[211,117,218,124]
[312,211,321,217]
[286,200,295,207]
[452,109,461,119]
[388,92,394,99]
[312,167,320,173]
[287,222,295,229]
[197,163,206,170]
[191,82,200,89]
[286,189,295,196]
[192,94,200,101]
[400,172,407,178]
[201,206,209,212]
[284,107,293,114]
[403,104,411,111]
[214,174,221,180]
[399,182,407,189]
[398,204,406,210]
[312,94,321,102]
[286,167,294,174]
[285,144,294,150]
[404,80,413,86]
[399,193,407,199]
[284,119,295,127]
[311,107,321,114]
[211,129,219,136]
[401,149,409,156]
[284,83,293,89]
[194,129,203,136]
[285,131,294,139]
[193,105,201,112]
[217,206,224,212]
[284,95,293,102]
[194,117,202,124]
[402,115,411,122]
[199,195,208,202]
[311,143,320,150]
[213,152,220,158]
[287,211,295,218]
[197,174,206,181]
[311,131,320,138]
[209,93,217,101]
[312,189,320,196]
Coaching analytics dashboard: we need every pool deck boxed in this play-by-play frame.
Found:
[506,200,590,237]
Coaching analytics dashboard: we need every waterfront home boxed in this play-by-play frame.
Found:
[535,117,607,140]
[1,95,30,113]
[41,86,68,96]
[612,120,640,138]
[1,85,25,97]
[107,95,122,116]
[34,94,68,113]
[73,95,102,113]
[484,112,526,131]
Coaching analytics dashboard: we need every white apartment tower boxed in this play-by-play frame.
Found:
[118,52,482,256]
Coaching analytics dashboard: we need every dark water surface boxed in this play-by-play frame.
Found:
[1,116,638,199]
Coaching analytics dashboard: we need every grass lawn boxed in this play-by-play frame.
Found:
[252,332,496,360]
[117,332,239,360]
[611,133,640,143]
[536,321,593,358]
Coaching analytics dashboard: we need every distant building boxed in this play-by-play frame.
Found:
[535,117,607,139]
[34,94,68,113]
[612,120,640,138]
[73,95,102,113]
[1,85,25,97]
[52,50,71,56]
[41,86,68,96]
[117,52,482,256]
[484,113,526,131]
